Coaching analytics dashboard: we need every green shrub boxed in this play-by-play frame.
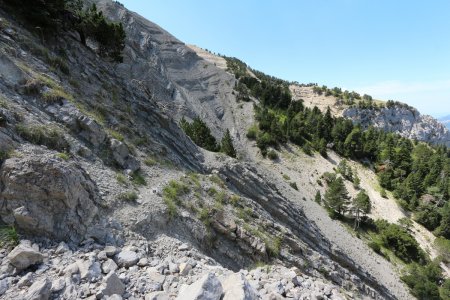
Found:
[376,221,425,263]
[368,241,381,254]
[16,123,68,151]
[282,174,290,180]
[401,263,442,300]
[267,150,278,160]
[246,125,258,140]
[118,191,138,202]
[130,171,146,186]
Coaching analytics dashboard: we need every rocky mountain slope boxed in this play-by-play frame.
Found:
[2,1,447,299]
[290,85,450,147]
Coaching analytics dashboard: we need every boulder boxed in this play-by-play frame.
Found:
[145,291,170,300]
[115,250,139,267]
[25,277,52,300]
[0,154,99,242]
[102,259,118,274]
[77,259,102,281]
[176,273,223,300]
[104,246,119,257]
[221,273,258,300]
[101,272,125,297]
[110,138,140,172]
[6,244,43,270]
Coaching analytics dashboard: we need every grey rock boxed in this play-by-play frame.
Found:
[64,262,79,275]
[26,277,52,300]
[221,273,258,300]
[102,259,118,274]
[0,155,99,242]
[145,291,170,300]
[51,278,65,293]
[6,244,43,270]
[137,258,149,267]
[101,272,125,297]
[0,278,9,296]
[17,272,33,287]
[115,250,139,267]
[176,273,223,300]
[77,259,102,281]
[104,246,119,257]
[110,139,140,172]
[179,262,192,276]
[55,242,70,254]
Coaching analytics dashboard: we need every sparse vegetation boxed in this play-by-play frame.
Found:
[267,150,278,160]
[118,191,138,202]
[116,173,127,185]
[16,123,69,151]
[0,226,19,249]
[57,152,70,160]
[130,171,146,186]
[162,179,190,217]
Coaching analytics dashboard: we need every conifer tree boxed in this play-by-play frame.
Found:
[221,129,236,158]
[325,177,350,215]
[353,190,371,229]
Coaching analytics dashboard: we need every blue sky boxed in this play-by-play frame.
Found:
[120,0,450,117]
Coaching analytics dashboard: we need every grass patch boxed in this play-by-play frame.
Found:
[144,156,157,166]
[57,152,70,160]
[0,226,18,249]
[118,191,138,202]
[210,174,225,188]
[282,174,290,180]
[162,179,190,218]
[108,129,124,142]
[16,123,68,151]
[116,173,127,185]
[230,194,240,206]
[0,95,8,108]
[42,88,73,103]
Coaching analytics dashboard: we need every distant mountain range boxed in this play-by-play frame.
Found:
[439,115,450,129]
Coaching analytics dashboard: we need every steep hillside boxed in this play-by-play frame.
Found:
[0,1,448,300]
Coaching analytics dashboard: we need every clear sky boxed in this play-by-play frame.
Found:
[120,0,450,117]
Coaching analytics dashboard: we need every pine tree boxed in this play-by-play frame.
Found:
[353,190,371,229]
[325,177,350,215]
[221,129,236,158]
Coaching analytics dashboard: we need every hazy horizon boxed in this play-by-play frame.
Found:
[120,0,450,117]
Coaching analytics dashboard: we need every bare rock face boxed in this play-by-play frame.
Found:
[0,152,100,242]
[343,105,450,147]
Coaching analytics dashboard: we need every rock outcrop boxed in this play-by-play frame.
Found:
[343,105,450,147]
[0,151,100,242]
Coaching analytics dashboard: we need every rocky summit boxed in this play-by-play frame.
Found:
[0,1,449,300]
